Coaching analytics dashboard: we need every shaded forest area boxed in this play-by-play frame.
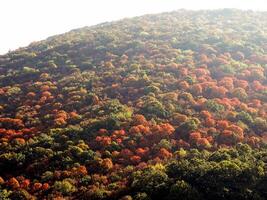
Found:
[0,9,267,199]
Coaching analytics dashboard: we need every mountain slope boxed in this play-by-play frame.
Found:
[0,9,267,200]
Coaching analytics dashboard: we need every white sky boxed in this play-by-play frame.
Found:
[0,0,266,55]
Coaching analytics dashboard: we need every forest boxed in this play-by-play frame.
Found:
[0,9,267,199]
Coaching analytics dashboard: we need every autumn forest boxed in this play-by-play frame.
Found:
[0,9,267,200]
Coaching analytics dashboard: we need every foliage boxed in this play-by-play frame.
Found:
[0,9,266,199]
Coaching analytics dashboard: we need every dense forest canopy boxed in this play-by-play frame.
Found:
[0,9,267,199]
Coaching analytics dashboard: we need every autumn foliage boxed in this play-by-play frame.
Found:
[0,9,267,200]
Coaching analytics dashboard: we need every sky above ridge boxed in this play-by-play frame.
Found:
[0,0,266,55]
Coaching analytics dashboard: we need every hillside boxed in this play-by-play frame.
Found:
[0,9,267,200]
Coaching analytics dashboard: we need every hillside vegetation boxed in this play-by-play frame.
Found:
[0,9,267,199]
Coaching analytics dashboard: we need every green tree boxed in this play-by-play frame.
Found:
[53,179,77,195]
[131,167,169,199]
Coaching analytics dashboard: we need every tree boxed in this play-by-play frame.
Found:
[190,84,203,96]
[168,180,200,200]
[237,111,254,125]
[100,158,113,171]
[53,179,77,195]
[232,87,248,101]
[189,132,201,142]
[158,148,172,159]
[132,114,148,126]
[8,189,34,200]
[33,182,42,191]
[0,190,11,200]
[205,100,225,113]
[131,167,169,199]
[139,96,169,119]
[130,155,142,164]
[176,118,200,139]
[7,177,20,189]
[217,120,229,130]
[196,138,211,149]
[254,117,267,134]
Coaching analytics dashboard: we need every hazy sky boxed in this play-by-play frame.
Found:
[0,0,266,55]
